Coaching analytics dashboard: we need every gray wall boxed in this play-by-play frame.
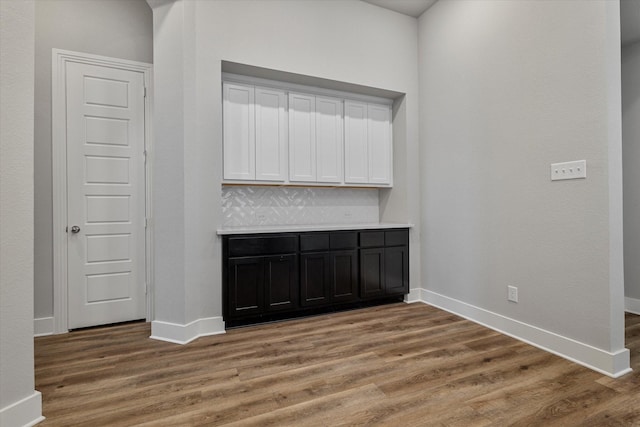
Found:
[34,0,153,319]
[0,0,41,424]
[418,0,625,352]
[623,41,640,304]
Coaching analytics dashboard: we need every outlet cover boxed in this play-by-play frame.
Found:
[508,285,518,303]
[551,160,586,181]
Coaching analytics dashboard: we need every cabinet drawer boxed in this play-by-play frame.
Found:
[360,231,384,248]
[385,229,408,247]
[228,235,297,257]
[330,231,357,249]
[300,233,330,252]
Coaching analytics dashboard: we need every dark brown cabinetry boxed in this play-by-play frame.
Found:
[223,228,409,327]
[360,230,409,299]
[300,232,358,306]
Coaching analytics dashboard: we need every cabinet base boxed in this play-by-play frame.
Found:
[225,296,405,329]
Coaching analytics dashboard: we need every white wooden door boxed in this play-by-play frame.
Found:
[289,92,316,182]
[316,96,343,183]
[368,103,392,185]
[344,100,368,184]
[255,87,287,181]
[66,62,146,329]
[223,82,255,180]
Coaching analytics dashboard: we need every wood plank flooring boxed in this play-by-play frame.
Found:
[35,303,640,426]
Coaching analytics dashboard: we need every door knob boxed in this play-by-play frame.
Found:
[70,225,81,233]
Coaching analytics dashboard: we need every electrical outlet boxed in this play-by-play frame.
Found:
[508,285,518,303]
[550,160,586,181]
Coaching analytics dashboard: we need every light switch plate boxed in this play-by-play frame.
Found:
[551,160,586,181]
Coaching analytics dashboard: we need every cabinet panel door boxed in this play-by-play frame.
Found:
[316,96,343,183]
[344,101,368,184]
[255,87,287,181]
[384,246,408,295]
[223,82,255,180]
[289,92,316,182]
[368,103,392,185]
[360,248,385,298]
[228,257,264,317]
[301,252,331,307]
[265,255,298,312]
[332,250,358,303]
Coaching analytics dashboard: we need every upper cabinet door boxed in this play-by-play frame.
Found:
[289,92,316,182]
[223,82,255,180]
[255,87,287,181]
[316,96,343,183]
[368,104,392,185]
[344,100,368,184]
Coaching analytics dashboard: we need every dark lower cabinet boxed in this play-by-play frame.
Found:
[265,255,298,312]
[331,250,358,303]
[228,257,264,316]
[227,254,298,318]
[300,252,331,306]
[223,228,409,326]
[360,248,385,298]
[360,230,409,299]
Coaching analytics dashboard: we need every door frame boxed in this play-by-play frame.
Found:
[52,49,153,333]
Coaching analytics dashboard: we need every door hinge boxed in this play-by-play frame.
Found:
[143,149,147,164]
[143,86,147,98]
[145,218,148,229]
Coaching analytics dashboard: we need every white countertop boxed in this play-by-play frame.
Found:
[217,222,413,235]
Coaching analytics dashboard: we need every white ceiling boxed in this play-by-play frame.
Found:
[361,0,437,18]
[621,0,640,46]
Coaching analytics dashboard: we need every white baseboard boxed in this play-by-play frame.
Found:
[625,296,640,315]
[404,288,423,303]
[417,288,631,378]
[0,391,45,427]
[34,317,54,337]
[150,316,225,344]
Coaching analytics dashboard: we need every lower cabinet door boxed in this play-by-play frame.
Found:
[265,254,298,312]
[301,252,331,307]
[360,248,385,299]
[384,246,409,295]
[228,257,265,317]
[331,250,358,303]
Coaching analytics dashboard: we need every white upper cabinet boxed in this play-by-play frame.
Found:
[288,92,316,182]
[223,76,392,187]
[316,96,343,183]
[344,101,369,184]
[255,87,287,181]
[223,82,255,180]
[367,103,392,185]
[223,82,287,182]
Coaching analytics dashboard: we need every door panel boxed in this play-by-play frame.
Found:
[360,248,385,299]
[301,252,331,306]
[223,82,255,180]
[316,96,343,183]
[255,87,287,181]
[66,62,146,329]
[265,255,298,311]
[289,92,316,182]
[228,258,264,317]
[332,250,358,302]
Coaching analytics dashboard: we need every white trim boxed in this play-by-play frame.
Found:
[404,288,422,303]
[415,288,631,378]
[625,296,640,315]
[34,317,54,337]
[52,49,153,333]
[0,391,45,427]
[150,317,226,345]
[222,72,394,106]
